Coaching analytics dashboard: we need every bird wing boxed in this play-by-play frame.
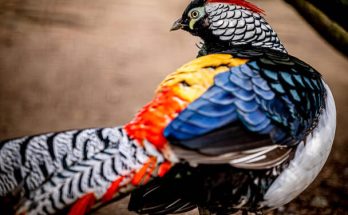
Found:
[164,48,326,169]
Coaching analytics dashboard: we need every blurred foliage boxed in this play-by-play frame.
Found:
[308,0,348,30]
[286,0,348,56]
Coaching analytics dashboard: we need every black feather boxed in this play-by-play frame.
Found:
[129,161,290,215]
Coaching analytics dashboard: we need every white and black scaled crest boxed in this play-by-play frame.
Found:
[205,3,286,53]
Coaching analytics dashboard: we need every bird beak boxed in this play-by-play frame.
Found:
[170,18,183,31]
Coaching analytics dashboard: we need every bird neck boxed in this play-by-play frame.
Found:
[197,36,287,57]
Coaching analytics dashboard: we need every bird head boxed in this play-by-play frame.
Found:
[171,0,286,54]
[170,0,209,35]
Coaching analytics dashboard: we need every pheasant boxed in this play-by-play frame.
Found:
[0,0,336,214]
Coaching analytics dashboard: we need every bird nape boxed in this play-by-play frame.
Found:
[0,0,336,215]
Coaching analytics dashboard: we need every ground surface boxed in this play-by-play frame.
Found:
[0,0,347,214]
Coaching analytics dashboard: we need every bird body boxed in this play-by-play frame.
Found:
[0,0,336,214]
[128,48,335,214]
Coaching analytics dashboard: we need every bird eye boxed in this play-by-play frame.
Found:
[190,10,200,19]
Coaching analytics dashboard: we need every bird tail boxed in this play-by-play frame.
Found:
[0,127,171,215]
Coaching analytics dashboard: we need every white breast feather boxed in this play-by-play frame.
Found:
[263,82,336,208]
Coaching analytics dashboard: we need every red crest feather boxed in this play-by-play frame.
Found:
[207,0,265,14]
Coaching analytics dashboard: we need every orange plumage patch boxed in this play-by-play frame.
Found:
[207,0,265,14]
[68,193,96,215]
[124,87,189,149]
[132,156,158,186]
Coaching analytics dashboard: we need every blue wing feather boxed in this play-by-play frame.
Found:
[270,83,285,93]
[263,69,278,81]
[238,109,268,126]
[233,67,251,79]
[165,54,326,148]
[233,88,255,101]
[251,77,270,91]
[293,74,305,88]
[191,102,237,117]
[234,99,259,112]
[229,73,253,90]
[253,85,275,100]
[280,71,295,87]
[201,88,236,105]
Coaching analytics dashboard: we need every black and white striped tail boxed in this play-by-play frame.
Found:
[0,127,165,215]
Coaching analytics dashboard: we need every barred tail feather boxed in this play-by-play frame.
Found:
[0,127,166,215]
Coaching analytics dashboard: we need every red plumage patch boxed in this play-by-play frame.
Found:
[131,156,157,186]
[102,177,124,203]
[207,0,265,14]
[158,161,172,177]
[68,193,96,215]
